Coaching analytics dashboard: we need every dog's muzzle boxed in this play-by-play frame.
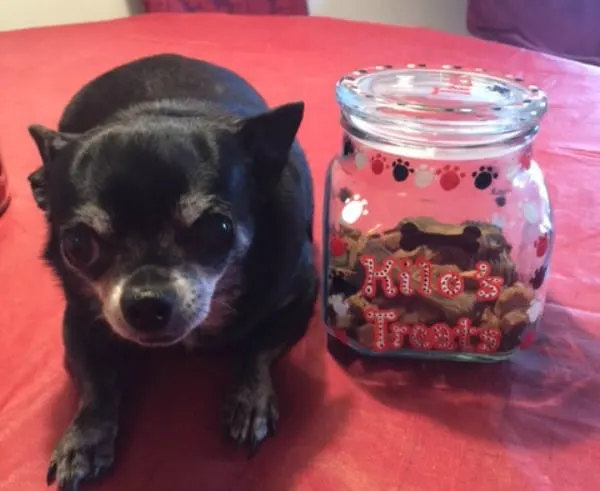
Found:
[120,266,177,337]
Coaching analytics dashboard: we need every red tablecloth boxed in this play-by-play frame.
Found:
[0,13,599,491]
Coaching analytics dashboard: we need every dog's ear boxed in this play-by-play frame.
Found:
[238,101,304,189]
[28,125,78,212]
[28,124,76,166]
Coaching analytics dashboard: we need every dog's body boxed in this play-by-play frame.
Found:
[28,54,317,489]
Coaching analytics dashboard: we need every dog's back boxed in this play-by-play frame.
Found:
[59,54,269,133]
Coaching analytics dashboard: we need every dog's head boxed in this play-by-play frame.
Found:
[28,102,304,346]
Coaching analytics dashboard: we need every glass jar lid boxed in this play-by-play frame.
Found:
[336,64,548,149]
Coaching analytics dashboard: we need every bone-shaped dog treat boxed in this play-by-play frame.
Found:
[399,222,482,254]
[347,292,374,311]
[327,215,539,353]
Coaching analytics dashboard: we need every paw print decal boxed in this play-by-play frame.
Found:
[340,194,368,225]
[527,299,543,323]
[519,146,533,170]
[370,153,386,175]
[342,135,355,156]
[530,265,547,290]
[520,331,536,350]
[413,164,435,188]
[329,294,350,316]
[472,166,498,190]
[392,159,413,182]
[492,189,508,208]
[355,151,368,170]
[436,164,466,191]
[534,233,549,258]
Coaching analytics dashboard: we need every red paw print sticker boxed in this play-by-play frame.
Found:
[519,146,533,170]
[520,331,536,350]
[330,233,347,257]
[370,153,386,175]
[534,233,549,257]
[436,165,466,191]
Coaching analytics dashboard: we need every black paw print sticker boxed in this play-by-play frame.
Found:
[492,189,507,207]
[342,135,355,156]
[530,265,548,290]
[392,159,414,182]
[472,166,498,190]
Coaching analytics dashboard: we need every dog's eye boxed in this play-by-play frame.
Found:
[191,212,235,254]
[60,225,100,269]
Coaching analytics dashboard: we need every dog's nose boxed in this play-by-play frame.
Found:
[120,287,176,333]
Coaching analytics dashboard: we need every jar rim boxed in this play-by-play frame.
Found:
[336,64,548,148]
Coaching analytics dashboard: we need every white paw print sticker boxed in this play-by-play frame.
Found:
[527,299,543,322]
[355,152,368,170]
[413,164,435,188]
[520,201,540,224]
[329,294,350,316]
[340,194,368,224]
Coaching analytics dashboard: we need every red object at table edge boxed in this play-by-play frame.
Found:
[0,12,599,491]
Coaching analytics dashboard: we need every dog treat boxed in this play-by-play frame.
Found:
[326,217,538,355]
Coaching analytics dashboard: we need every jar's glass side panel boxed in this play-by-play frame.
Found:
[497,158,554,349]
[323,135,553,360]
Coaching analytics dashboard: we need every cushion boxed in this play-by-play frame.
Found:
[142,0,308,15]
[468,0,600,65]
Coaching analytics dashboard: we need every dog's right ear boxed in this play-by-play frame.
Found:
[27,125,77,212]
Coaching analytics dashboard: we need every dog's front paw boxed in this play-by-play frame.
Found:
[47,419,117,490]
[222,379,279,454]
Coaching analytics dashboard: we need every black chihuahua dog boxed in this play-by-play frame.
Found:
[28,54,317,490]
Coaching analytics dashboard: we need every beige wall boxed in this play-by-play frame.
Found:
[0,0,468,35]
[308,0,469,35]
[0,0,142,32]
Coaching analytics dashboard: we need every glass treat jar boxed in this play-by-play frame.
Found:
[323,65,553,361]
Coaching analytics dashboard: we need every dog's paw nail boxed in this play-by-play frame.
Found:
[46,461,57,486]
[222,382,278,454]
[50,420,116,490]
[62,476,81,491]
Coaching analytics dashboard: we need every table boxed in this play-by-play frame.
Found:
[0,12,598,491]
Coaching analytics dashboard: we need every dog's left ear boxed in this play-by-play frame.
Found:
[27,125,78,212]
[28,124,76,166]
[238,101,304,189]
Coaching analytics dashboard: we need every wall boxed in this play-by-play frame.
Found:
[308,0,469,35]
[0,0,469,35]
[0,0,142,32]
